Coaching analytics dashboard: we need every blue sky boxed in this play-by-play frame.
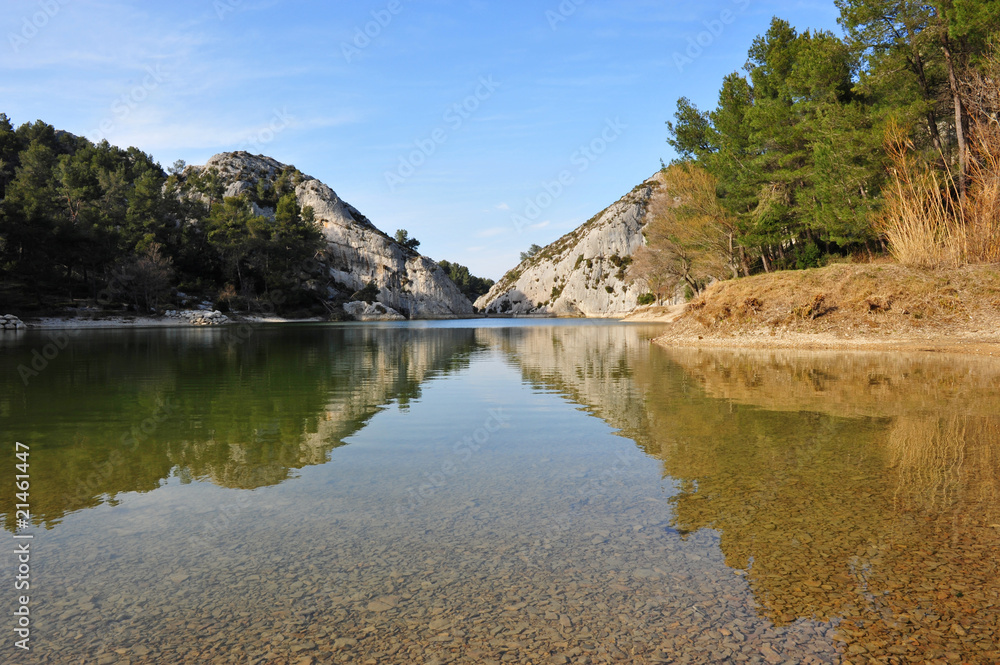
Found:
[2,0,841,279]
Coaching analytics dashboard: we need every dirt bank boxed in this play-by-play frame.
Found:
[649,263,1000,356]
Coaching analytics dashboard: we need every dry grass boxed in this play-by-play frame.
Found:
[669,262,1000,340]
[879,121,1000,267]
[964,121,1000,262]
[879,124,961,267]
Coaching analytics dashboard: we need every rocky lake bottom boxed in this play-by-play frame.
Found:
[1,321,997,664]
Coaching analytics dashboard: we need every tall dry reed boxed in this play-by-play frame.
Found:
[964,120,1000,263]
[879,120,1000,266]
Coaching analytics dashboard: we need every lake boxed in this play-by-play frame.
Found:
[1,320,998,664]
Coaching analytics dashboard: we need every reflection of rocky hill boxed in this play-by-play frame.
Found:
[480,331,895,622]
[485,334,1000,661]
[4,325,998,661]
[473,324,662,436]
[0,327,482,528]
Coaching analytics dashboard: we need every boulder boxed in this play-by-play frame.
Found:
[188,310,229,326]
[344,301,405,321]
[1,314,25,331]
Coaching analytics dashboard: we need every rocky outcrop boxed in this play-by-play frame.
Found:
[181,152,474,319]
[343,301,405,321]
[475,172,668,317]
[1,315,25,331]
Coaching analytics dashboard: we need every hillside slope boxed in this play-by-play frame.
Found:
[182,152,474,319]
[475,173,668,317]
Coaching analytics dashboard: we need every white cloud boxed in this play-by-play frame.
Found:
[477,227,508,238]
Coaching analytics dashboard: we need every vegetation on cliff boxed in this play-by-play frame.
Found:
[0,120,482,317]
[0,117,329,315]
[631,1,1000,306]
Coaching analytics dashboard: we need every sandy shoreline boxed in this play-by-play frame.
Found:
[8,302,999,358]
[653,328,1000,356]
[621,264,1000,358]
[626,306,1000,357]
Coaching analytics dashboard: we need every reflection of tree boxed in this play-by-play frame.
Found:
[887,415,1000,525]
[660,348,1000,529]
[0,326,482,529]
[475,331,1000,660]
[630,350,895,625]
[646,348,1000,660]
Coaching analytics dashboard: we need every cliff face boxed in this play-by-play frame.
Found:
[475,173,666,317]
[183,152,474,319]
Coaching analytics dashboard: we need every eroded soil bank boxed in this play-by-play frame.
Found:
[645,263,1000,356]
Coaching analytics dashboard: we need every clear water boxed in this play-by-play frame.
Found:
[1,321,997,664]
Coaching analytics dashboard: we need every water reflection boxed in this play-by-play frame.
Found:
[1,324,998,663]
[643,348,1000,660]
[0,326,484,529]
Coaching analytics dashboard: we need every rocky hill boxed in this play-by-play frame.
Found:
[180,152,474,319]
[475,172,667,317]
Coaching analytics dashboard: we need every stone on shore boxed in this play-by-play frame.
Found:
[344,301,406,322]
[1,314,25,331]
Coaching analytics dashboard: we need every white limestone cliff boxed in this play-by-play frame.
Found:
[181,152,474,319]
[475,172,667,317]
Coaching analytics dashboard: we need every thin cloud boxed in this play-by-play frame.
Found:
[477,227,508,238]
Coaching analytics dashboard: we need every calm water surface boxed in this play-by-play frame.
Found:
[0,321,997,664]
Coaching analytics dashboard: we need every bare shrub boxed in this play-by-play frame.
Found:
[109,244,174,312]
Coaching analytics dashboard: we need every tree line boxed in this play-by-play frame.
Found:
[0,117,495,314]
[0,116,328,314]
[631,0,1000,303]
